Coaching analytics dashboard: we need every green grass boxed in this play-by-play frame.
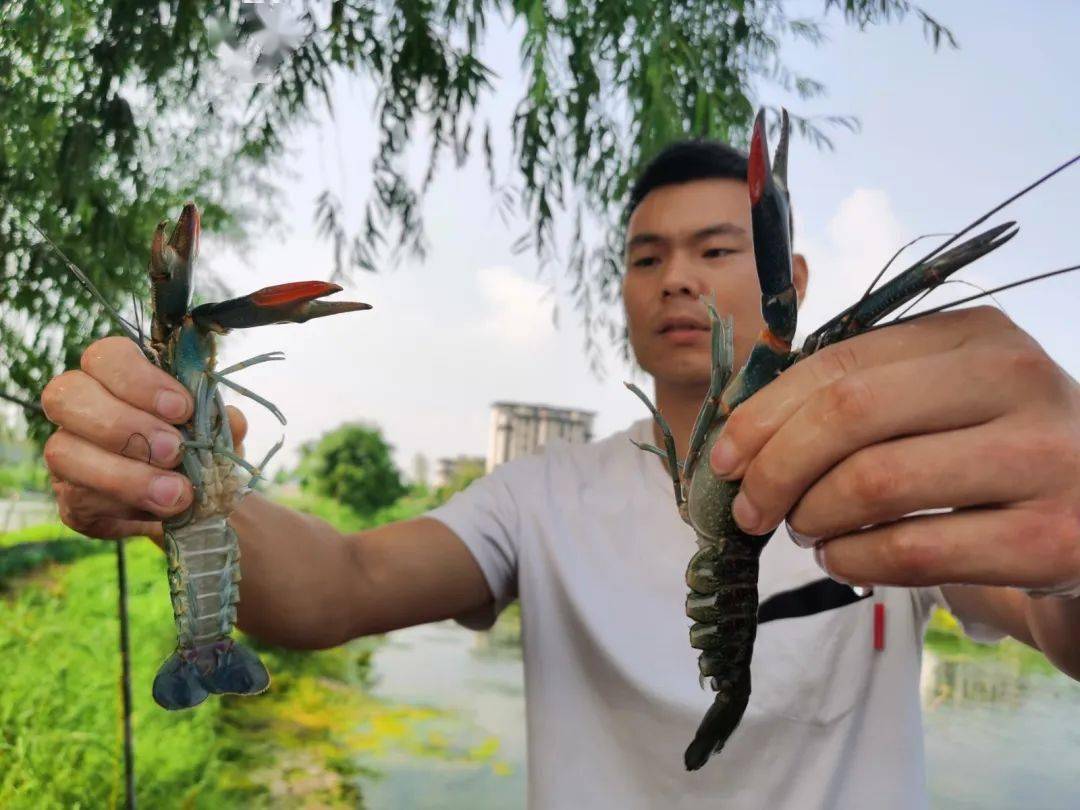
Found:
[1,535,226,808]
[0,478,495,809]
[0,524,383,808]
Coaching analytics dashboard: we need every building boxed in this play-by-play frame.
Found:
[434,455,487,488]
[486,401,595,472]
[411,453,430,487]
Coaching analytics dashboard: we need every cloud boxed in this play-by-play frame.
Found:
[795,188,909,337]
[474,266,555,344]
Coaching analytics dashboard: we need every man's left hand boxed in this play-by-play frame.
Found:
[710,305,1080,597]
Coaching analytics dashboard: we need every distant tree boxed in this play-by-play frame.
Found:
[296,422,407,515]
[0,0,956,435]
[435,458,487,504]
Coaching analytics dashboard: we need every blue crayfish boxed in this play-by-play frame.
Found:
[32,202,370,709]
[147,203,369,708]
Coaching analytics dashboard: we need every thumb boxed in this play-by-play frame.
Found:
[225,405,248,456]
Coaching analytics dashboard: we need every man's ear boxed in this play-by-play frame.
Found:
[792,253,809,305]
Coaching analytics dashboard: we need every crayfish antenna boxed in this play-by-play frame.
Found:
[908,152,1078,271]
[0,190,146,350]
[860,232,954,300]
[800,221,1019,355]
[878,262,1080,331]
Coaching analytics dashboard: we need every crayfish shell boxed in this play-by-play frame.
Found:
[685,423,743,544]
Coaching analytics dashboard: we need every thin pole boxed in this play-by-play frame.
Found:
[116,538,136,809]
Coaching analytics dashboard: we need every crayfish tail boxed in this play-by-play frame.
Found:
[684,668,751,771]
[152,651,210,710]
[152,640,269,711]
[204,640,271,697]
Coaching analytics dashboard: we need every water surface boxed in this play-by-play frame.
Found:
[922,647,1080,807]
[360,617,1080,808]
[361,620,527,809]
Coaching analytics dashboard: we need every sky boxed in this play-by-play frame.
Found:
[128,1,1080,477]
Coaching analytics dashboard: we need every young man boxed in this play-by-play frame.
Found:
[41,141,1080,809]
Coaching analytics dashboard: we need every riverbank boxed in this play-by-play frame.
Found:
[0,478,504,808]
[0,523,383,807]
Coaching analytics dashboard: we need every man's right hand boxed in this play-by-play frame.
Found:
[40,336,246,543]
[41,337,491,648]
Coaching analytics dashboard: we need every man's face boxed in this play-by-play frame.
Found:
[623,177,787,388]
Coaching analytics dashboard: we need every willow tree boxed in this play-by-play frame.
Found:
[0,0,954,437]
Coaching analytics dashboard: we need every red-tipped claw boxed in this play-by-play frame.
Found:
[191,280,371,332]
[747,109,770,207]
[150,202,201,324]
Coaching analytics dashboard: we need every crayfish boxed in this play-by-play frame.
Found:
[23,202,370,709]
[628,107,1077,770]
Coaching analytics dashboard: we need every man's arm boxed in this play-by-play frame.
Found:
[228,495,491,648]
[40,337,493,649]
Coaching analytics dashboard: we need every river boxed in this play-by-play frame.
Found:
[360,616,1080,808]
[922,647,1080,806]
[361,619,527,808]
[0,495,57,533]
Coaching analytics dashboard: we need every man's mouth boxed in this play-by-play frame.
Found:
[658,316,710,338]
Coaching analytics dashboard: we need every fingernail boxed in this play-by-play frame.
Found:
[785,520,821,549]
[150,431,180,464]
[150,475,184,508]
[711,437,739,477]
[155,390,188,420]
[813,543,851,585]
[732,492,760,533]
[813,543,830,575]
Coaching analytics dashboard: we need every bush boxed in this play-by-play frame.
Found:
[295,424,407,516]
[0,460,50,495]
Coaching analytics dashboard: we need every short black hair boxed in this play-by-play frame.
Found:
[625,139,749,221]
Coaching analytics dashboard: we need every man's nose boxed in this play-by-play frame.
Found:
[661,252,704,299]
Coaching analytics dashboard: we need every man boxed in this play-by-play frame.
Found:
[40,140,1080,808]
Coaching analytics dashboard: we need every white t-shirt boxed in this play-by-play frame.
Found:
[427,419,994,809]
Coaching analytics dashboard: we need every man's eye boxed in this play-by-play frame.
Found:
[703,247,735,259]
[632,256,660,268]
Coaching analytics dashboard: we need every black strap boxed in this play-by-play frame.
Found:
[758,577,870,624]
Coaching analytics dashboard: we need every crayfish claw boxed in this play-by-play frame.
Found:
[150,204,200,328]
[192,280,371,331]
[772,108,790,193]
